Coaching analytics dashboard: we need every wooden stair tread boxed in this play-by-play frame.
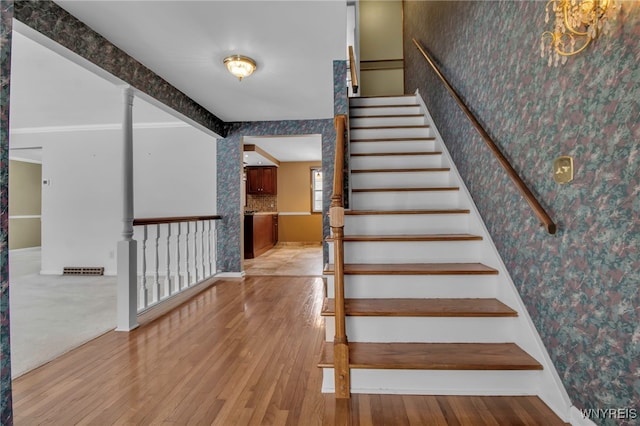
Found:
[351,167,450,173]
[351,137,436,142]
[351,152,441,157]
[318,342,542,370]
[351,125,430,130]
[350,114,424,118]
[345,209,470,215]
[349,104,419,109]
[351,94,415,99]
[321,298,517,317]
[324,263,499,275]
[352,186,459,192]
[328,234,482,242]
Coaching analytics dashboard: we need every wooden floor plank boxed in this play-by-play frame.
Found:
[321,298,518,317]
[319,342,543,370]
[324,262,499,275]
[11,274,566,425]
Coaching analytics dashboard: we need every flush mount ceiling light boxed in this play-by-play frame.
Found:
[223,55,257,81]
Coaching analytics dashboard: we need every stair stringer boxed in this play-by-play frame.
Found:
[414,89,573,421]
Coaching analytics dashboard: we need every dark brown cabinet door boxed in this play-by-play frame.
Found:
[246,166,277,195]
[261,167,277,195]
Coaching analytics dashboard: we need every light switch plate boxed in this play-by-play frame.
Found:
[553,156,574,184]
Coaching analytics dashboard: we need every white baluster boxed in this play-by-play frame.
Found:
[153,224,160,304]
[165,223,171,297]
[185,221,191,286]
[193,221,199,283]
[141,225,148,309]
[175,222,182,291]
[212,222,217,275]
[201,220,206,279]
[207,220,213,276]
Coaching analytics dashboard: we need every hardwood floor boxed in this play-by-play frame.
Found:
[12,276,567,425]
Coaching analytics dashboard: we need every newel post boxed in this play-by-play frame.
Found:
[116,86,138,331]
[332,114,350,398]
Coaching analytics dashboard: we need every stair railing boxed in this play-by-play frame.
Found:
[412,38,557,235]
[331,114,350,398]
[348,45,359,95]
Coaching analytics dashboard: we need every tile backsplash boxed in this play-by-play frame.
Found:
[246,195,277,212]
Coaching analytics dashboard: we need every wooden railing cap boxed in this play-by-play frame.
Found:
[133,215,222,226]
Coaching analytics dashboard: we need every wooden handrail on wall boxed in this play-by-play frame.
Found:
[348,45,359,94]
[330,114,350,398]
[133,215,222,226]
[412,38,556,235]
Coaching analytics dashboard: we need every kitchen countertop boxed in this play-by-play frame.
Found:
[245,211,278,215]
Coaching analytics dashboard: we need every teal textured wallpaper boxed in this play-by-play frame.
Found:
[404,1,639,421]
[1,3,13,424]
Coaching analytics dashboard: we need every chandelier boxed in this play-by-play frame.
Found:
[541,0,616,66]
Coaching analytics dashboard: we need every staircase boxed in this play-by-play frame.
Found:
[320,94,570,419]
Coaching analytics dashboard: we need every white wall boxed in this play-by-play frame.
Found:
[133,126,216,218]
[10,124,216,275]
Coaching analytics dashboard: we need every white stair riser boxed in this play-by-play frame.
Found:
[350,106,421,116]
[324,317,517,343]
[351,127,433,139]
[325,274,498,299]
[351,171,451,189]
[350,116,426,127]
[350,154,443,170]
[351,191,462,211]
[350,140,437,154]
[322,369,543,395]
[350,96,417,107]
[344,214,470,235]
[327,240,481,263]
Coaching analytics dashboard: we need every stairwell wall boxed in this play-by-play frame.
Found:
[403,1,639,420]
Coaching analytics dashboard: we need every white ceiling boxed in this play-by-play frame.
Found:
[9,1,345,164]
[243,134,321,166]
[55,0,347,122]
[9,31,181,131]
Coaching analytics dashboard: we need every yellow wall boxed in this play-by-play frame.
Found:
[277,162,322,243]
[9,160,42,249]
[278,214,323,243]
[359,0,404,96]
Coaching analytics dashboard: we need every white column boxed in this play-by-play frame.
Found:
[117,86,139,331]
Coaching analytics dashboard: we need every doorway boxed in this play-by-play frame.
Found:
[242,135,323,276]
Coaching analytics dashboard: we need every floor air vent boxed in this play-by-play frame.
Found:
[63,267,105,276]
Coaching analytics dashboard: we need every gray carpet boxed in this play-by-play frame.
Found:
[9,248,116,378]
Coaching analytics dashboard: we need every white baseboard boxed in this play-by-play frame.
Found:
[40,269,63,275]
[9,246,41,253]
[569,407,598,426]
[215,271,245,278]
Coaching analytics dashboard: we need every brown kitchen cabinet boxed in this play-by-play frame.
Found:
[244,213,278,259]
[246,166,277,195]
